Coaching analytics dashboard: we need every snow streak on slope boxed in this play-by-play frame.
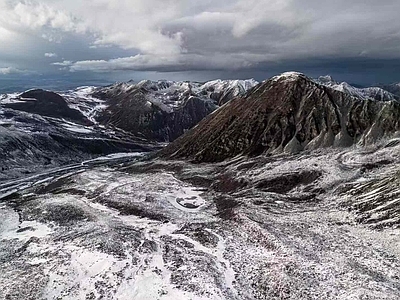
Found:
[61,86,108,124]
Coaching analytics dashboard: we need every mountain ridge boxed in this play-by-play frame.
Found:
[160,72,400,162]
[90,78,258,141]
[315,75,399,102]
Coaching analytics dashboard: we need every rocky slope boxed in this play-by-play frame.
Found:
[161,72,400,162]
[92,79,258,141]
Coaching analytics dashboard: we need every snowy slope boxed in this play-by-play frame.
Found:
[60,86,107,124]
[197,79,259,104]
[0,90,160,182]
[92,78,258,113]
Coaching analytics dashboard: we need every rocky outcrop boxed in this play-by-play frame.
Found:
[161,72,400,162]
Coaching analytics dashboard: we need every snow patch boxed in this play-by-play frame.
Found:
[272,72,305,82]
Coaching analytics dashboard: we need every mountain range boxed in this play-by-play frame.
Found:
[316,75,399,102]
[161,72,400,162]
[1,73,400,299]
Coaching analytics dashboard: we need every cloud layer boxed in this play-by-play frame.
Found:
[1,0,400,82]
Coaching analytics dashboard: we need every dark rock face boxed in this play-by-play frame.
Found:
[4,89,88,124]
[94,86,216,142]
[161,73,400,162]
[255,170,322,194]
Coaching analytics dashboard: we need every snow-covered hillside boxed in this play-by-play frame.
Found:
[2,73,400,299]
[91,78,258,112]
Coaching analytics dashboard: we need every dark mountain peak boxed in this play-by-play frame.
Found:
[4,89,88,124]
[20,88,60,99]
[160,73,400,162]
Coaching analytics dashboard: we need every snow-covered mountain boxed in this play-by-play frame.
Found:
[315,75,399,102]
[89,79,258,141]
[0,79,258,179]
[198,79,259,105]
[377,82,400,98]
[162,72,400,162]
[91,78,259,111]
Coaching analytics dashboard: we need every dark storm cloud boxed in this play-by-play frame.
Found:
[0,0,400,84]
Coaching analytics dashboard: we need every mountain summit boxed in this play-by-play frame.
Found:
[161,72,400,162]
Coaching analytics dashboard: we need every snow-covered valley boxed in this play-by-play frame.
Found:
[1,141,400,299]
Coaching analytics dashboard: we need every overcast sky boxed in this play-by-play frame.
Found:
[1,0,400,89]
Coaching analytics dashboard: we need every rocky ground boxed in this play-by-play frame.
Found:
[1,139,400,299]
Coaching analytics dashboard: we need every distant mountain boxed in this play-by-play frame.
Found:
[316,75,399,102]
[377,82,400,97]
[161,72,400,162]
[199,79,259,105]
[90,79,258,141]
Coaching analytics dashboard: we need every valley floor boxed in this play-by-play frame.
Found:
[1,144,400,299]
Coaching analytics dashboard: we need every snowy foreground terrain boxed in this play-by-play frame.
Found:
[1,140,400,299]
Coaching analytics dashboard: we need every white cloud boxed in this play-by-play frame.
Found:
[0,1,86,33]
[52,60,73,66]
[0,67,25,75]
[1,0,400,75]
[45,52,57,58]
[69,52,273,73]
